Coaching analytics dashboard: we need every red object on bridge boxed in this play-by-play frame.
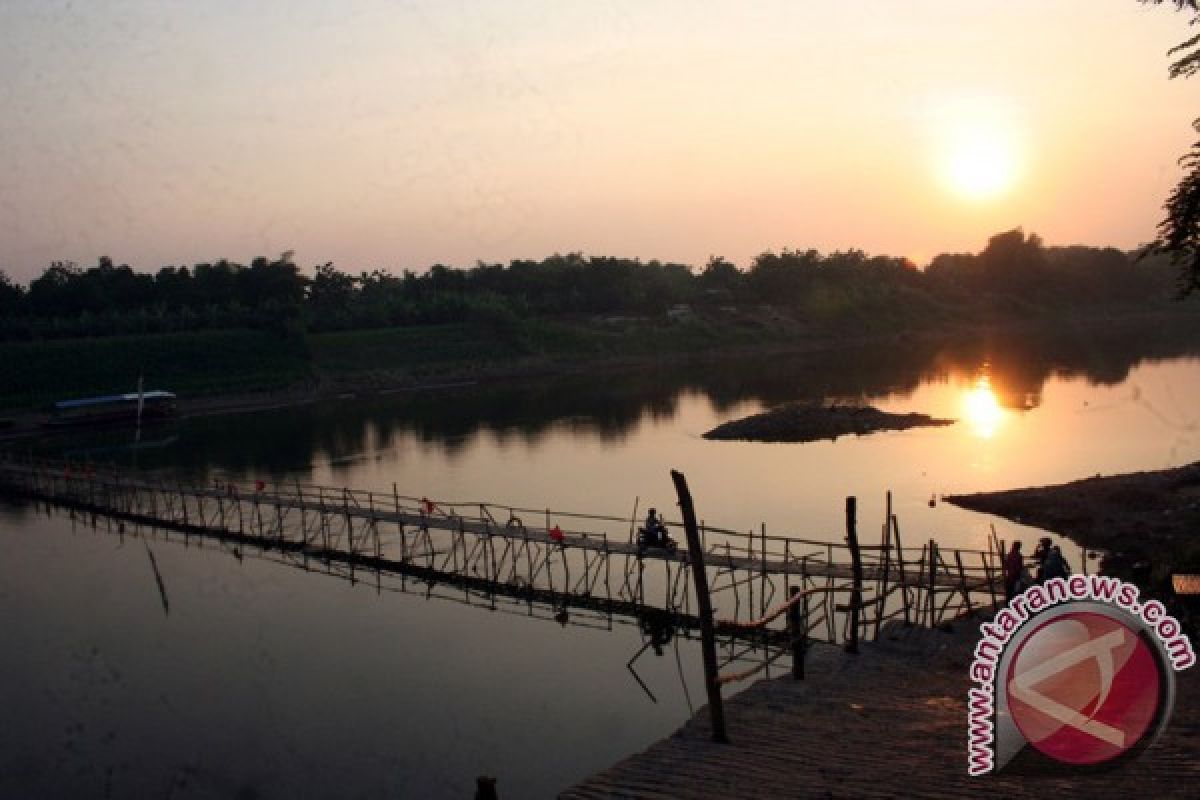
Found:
[549,525,564,543]
[255,480,265,492]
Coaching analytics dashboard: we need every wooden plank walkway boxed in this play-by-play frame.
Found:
[563,617,1200,798]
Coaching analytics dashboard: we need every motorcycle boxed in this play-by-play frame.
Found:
[636,523,678,554]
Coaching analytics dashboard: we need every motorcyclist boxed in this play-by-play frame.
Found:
[643,508,669,549]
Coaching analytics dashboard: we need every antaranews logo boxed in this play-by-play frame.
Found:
[967,575,1195,775]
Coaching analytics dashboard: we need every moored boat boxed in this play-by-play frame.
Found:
[44,391,178,427]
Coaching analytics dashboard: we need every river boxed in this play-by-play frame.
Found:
[2,318,1198,798]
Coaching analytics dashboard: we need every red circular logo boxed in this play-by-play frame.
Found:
[1006,611,1162,765]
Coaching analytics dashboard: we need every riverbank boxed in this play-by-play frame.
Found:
[563,616,1200,798]
[945,462,1200,631]
[0,313,959,439]
[2,306,1197,441]
[0,325,899,440]
[945,462,1200,557]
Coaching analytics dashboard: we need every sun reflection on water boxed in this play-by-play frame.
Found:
[963,372,1006,439]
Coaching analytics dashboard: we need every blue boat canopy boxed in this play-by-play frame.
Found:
[54,391,176,410]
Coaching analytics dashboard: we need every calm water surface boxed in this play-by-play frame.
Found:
[2,322,1198,798]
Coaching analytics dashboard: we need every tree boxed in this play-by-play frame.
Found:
[1141,0,1200,295]
[747,249,820,303]
[925,252,978,289]
[977,229,1048,292]
[699,256,741,294]
[0,269,24,315]
[27,261,85,316]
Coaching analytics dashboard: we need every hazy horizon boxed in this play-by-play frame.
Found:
[2,1,1197,282]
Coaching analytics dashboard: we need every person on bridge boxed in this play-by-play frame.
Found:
[643,508,670,549]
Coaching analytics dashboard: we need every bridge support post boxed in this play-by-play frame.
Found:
[927,539,938,626]
[891,513,911,626]
[954,550,973,617]
[845,497,862,655]
[670,469,727,744]
[788,585,807,680]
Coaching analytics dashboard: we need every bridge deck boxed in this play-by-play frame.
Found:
[0,460,1003,640]
[109,479,992,591]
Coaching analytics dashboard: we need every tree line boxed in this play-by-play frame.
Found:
[0,230,1185,341]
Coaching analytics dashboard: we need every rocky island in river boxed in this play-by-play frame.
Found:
[703,402,955,443]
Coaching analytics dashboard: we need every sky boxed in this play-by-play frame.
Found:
[1,0,1197,282]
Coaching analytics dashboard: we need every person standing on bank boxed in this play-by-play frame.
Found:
[1004,541,1025,602]
[1042,545,1071,581]
[1033,536,1053,582]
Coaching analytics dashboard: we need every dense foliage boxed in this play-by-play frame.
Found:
[1142,0,1200,294]
[0,230,1184,341]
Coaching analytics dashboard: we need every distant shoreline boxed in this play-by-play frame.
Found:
[2,305,1198,442]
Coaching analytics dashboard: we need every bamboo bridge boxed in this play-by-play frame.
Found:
[0,457,1006,657]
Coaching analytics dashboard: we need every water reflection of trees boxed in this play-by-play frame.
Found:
[932,317,1200,411]
[31,318,1200,478]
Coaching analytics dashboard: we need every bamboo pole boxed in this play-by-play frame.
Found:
[927,539,938,626]
[845,497,862,654]
[760,523,767,620]
[670,469,727,744]
[788,585,806,680]
[954,549,973,617]
[890,514,911,626]
[875,492,893,638]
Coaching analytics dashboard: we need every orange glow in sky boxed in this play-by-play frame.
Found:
[0,2,1194,279]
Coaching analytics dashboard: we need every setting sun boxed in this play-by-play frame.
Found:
[945,132,1018,199]
[928,94,1025,203]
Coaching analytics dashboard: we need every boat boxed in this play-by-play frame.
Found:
[44,390,178,427]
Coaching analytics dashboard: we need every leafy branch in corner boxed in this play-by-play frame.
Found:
[1141,0,1200,295]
